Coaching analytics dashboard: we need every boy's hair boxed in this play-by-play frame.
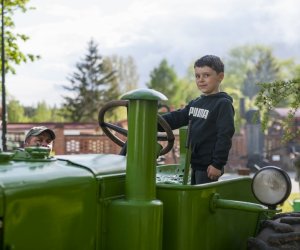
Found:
[194,55,224,73]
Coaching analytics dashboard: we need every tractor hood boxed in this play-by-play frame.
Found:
[57,154,126,176]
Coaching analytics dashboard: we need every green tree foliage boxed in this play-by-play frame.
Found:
[7,98,27,122]
[171,78,198,108]
[255,79,300,141]
[31,101,52,122]
[51,106,68,122]
[242,50,280,100]
[109,55,139,93]
[35,104,66,122]
[101,56,125,122]
[147,59,178,104]
[61,39,120,122]
[8,100,66,122]
[1,0,40,75]
[171,63,199,108]
[51,105,65,122]
[223,45,295,105]
[23,105,35,118]
[224,45,274,88]
[222,44,299,134]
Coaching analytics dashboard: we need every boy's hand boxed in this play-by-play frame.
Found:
[207,165,222,180]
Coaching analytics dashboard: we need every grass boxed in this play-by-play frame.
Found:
[279,192,300,212]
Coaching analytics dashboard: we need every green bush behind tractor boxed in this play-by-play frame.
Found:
[0,89,298,250]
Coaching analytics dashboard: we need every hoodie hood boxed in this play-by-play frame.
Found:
[201,92,233,103]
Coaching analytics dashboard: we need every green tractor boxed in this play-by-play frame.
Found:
[0,89,298,250]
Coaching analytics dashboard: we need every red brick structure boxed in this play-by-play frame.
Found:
[227,129,248,170]
[1,108,297,172]
[4,122,247,171]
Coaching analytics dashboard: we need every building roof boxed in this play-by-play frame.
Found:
[6,122,99,134]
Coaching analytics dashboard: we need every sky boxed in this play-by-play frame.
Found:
[6,0,300,106]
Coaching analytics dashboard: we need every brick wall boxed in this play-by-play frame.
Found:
[53,128,247,171]
[3,122,265,171]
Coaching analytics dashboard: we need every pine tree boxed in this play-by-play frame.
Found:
[62,39,119,122]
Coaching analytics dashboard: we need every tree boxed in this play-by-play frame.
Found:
[31,101,52,122]
[23,105,35,118]
[62,39,120,122]
[7,98,27,122]
[223,45,294,105]
[222,44,299,135]
[255,79,300,141]
[50,105,67,122]
[224,45,273,89]
[109,55,139,93]
[8,100,61,122]
[1,0,39,75]
[1,0,39,150]
[171,62,199,108]
[147,59,178,104]
[242,50,280,100]
[171,78,198,108]
[101,56,125,122]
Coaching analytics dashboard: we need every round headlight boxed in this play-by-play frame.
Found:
[251,166,291,207]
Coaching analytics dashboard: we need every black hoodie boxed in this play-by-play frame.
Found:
[161,92,235,170]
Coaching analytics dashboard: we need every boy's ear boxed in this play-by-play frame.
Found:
[218,72,224,82]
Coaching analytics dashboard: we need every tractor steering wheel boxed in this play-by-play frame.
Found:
[98,100,175,156]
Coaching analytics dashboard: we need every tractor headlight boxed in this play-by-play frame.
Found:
[251,166,291,208]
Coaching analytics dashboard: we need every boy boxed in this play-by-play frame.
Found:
[24,126,56,150]
[161,55,235,184]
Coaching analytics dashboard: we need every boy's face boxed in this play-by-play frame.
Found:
[194,66,224,95]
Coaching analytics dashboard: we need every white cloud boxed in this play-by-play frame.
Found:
[6,0,300,106]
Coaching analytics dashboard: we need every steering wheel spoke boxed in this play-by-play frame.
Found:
[98,100,174,156]
[102,122,128,137]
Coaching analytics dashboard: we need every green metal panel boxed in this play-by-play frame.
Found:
[126,99,158,200]
[98,174,126,200]
[0,185,4,217]
[57,154,126,176]
[179,127,188,172]
[0,160,98,250]
[157,178,264,250]
[97,173,126,250]
[0,86,280,250]
[105,199,163,250]
[103,89,164,250]
[55,153,127,249]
